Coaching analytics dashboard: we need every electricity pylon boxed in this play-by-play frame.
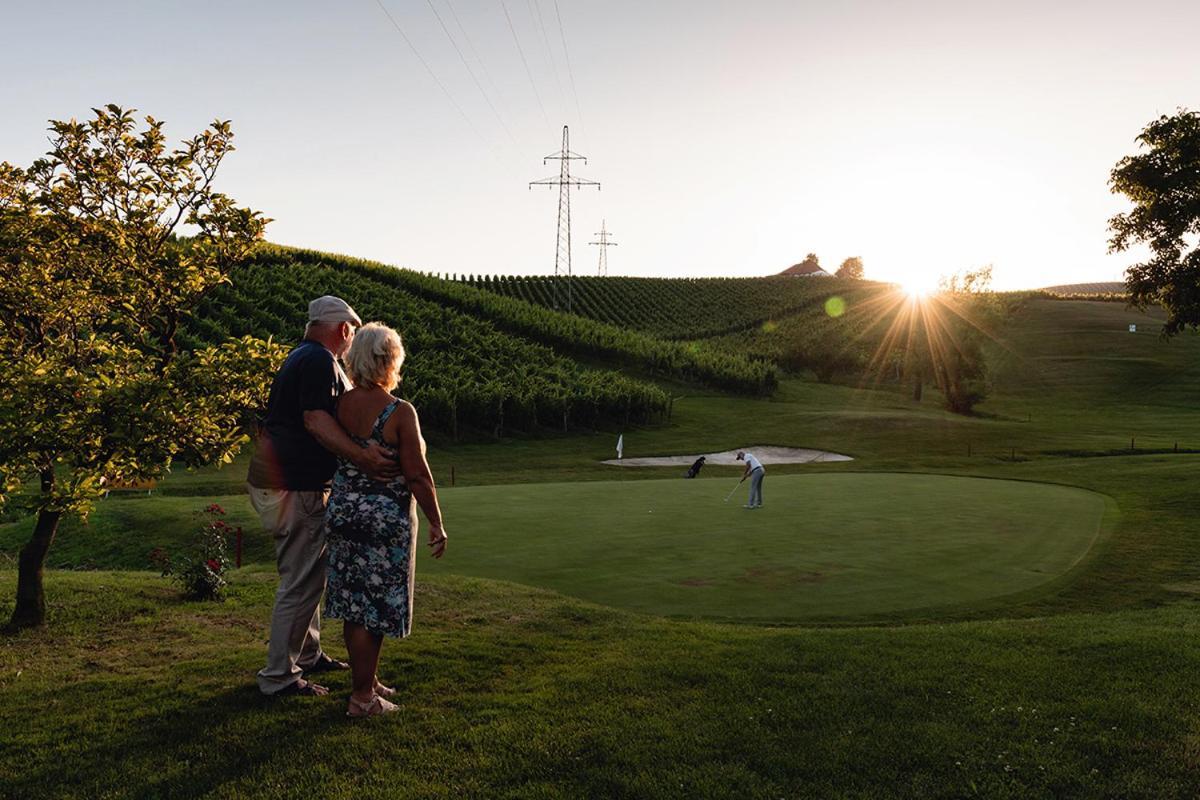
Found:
[589,219,617,276]
[529,125,599,312]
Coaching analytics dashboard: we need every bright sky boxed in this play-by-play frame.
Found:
[2,0,1197,289]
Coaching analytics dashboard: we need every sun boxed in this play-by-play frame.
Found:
[898,275,937,300]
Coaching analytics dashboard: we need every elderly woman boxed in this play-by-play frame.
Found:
[324,322,448,717]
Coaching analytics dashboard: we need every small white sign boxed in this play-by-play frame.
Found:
[1129,324,1137,333]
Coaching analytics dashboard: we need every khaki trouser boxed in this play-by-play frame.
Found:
[249,485,331,695]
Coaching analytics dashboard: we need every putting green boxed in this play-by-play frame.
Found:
[424,473,1112,621]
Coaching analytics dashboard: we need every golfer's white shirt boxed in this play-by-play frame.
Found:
[743,453,763,472]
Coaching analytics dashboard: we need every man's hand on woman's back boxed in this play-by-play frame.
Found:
[356,441,402,482]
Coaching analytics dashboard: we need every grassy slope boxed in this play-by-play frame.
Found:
[1,571,1198,799]
[4,299,1200,797]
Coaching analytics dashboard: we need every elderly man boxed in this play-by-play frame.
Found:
[736,450,765,509]
[247,296,401,697]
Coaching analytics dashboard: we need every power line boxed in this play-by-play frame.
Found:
[423,0,519,147]
[590,219,617,276]
[527,0,567,112]
[443,0,510,120]
[553,0,586,134]
[529,125,600,312]
[371,0,486,144]
[500,0,552,134]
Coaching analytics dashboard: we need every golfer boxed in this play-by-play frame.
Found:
[247,296,401,697]
[736,450,765,508]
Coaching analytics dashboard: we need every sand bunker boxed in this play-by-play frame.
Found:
[602,445,852,467]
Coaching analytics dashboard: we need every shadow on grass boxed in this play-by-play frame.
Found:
[6,679,373,799]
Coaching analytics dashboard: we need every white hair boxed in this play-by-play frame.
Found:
[345,322,405,390]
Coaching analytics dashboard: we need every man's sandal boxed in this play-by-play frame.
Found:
[347,693,399,718]
[272,678,328,697]
[303,654,350,675]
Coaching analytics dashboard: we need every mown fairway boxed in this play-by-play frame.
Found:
[426,474,1111,620]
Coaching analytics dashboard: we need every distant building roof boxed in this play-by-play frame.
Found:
[779,262,833,277]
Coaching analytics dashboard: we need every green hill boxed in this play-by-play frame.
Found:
[7,264,1200,797]
[459,273,851,340]
[182,247,782,439]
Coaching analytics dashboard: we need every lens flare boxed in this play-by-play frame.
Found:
[899,276,937,300]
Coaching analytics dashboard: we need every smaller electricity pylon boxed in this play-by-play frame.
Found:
[529,125,599,312]
[589,220,617,276]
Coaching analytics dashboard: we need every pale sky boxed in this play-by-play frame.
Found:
[2,1,1197,289]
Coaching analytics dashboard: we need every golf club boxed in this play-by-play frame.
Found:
[723,481,741,502]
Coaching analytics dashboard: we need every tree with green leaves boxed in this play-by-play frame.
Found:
[1109,109,1200,337]
[894,267,995,413]
[779,316,867,383]
[0,105,286,629]
[836,256,864,280]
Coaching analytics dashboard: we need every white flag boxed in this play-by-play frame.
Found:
[616,434,624,459]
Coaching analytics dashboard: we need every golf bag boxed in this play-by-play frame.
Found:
[684,456,706,479]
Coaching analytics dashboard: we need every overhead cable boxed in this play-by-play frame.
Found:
[424,0,519,147]
[500,0,553,134]
[444,0,511,119]
[553,0,586,135]
[527,0,567,112]
[371,0,486,144]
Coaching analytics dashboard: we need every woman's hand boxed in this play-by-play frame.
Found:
[428,524,448,559]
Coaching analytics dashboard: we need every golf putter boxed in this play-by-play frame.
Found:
[724,482,740,502]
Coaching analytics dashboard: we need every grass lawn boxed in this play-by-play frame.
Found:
[2,474,1112,622]
[4,298,1200,797]
[424,474,1112,621]
[1,570,1198,799]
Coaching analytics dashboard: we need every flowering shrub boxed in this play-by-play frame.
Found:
[150,504,239,601]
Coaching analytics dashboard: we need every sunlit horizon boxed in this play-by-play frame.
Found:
[2,0,1194,290]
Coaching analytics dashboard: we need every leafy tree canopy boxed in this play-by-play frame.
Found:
[0,105,286,627]
[836,257,864,280]
[1109,108,1200,337]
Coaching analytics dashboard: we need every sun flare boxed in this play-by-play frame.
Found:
[899,276,937,300]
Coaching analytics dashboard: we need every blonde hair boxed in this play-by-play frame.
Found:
[345,322,405,390]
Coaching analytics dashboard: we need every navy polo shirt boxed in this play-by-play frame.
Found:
[247,340,348,490]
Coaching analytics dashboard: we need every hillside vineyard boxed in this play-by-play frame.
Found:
[461,273,844,341]
[182,247,785,438]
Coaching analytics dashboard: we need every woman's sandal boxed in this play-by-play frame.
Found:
[374,680,396,698]
[346,692,399,718]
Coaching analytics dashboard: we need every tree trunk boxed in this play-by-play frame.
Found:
[10,469,61,629]
[912,377,923,402]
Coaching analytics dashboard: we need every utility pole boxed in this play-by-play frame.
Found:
[529,125,599,312]
[589,219,617,276]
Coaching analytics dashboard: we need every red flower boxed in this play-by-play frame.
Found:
[206,559,221,573]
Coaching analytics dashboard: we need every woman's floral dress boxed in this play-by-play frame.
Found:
[324,400,417,638]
